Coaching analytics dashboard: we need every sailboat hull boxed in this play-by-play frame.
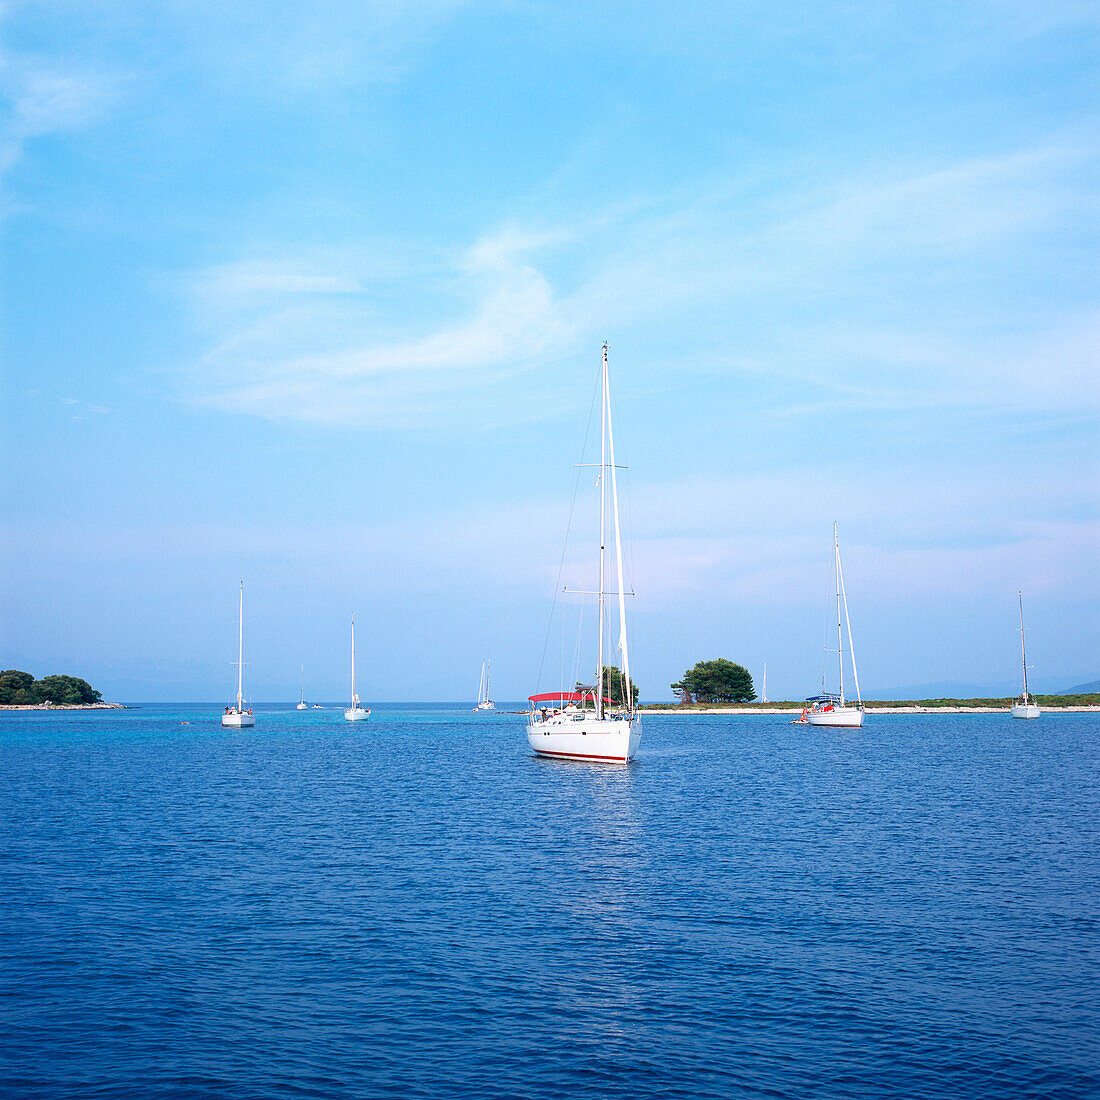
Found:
[807,706,864,728]
[527,716,641,763]
[1010,703,1040,719]
[221,711,255,728]
[344,708,370,722]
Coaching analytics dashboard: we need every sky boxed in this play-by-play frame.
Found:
[1,0,1098,703]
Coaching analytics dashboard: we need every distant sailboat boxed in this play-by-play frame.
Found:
[474,659,495,711]
[526,345,641,763]
[297,666,307,710]
[805,524,864,728]
[344,613,370,722]
[1010,590,1041,719]
[222,581,255,728]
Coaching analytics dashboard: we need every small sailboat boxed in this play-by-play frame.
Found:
[527,345,641,764]
[222,580,255,728]
[344,613,370,722]
[805,523,864,728]
[474,659,495,711]
[296,666,307,710]
[1010,590,1041,719]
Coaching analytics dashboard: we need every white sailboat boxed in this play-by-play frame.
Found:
[1010,590,1041,719]
[222,580,255,728]
[297,666,307,710]
[344,613,370,722]
[806,523,864,728]
[474,659,495,711]
[527,344,641,764]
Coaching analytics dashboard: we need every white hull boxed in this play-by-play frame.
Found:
[344,707,370,722]
[527,716,641,763]
[1011,703,1040,719]
[222,710,255,728]
[475,701,495,711]
[807,706,864,728]
[296,703,307,710]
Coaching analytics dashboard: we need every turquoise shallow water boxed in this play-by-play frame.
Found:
[2,704,1098,1098]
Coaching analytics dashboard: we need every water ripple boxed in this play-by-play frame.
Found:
[1,706,1097,1097]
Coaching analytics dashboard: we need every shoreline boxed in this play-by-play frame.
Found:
[0,702,129,711]
[641,705,1100,715]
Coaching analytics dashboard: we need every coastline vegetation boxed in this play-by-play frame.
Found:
[639,693,1100,710]
[576,665,639,707]
[671,659,756,703]
[0,670,103,706]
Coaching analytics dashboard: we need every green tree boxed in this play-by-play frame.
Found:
[0,670,35,704]
[34,675,102,705]
[575,664,639,707]
[672,659,755,703]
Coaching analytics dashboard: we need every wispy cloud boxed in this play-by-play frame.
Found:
[0,47,115,200]
[185,229,583,424]
[177,135,1098,423]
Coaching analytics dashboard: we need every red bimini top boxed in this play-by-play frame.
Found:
[528,691,615,706]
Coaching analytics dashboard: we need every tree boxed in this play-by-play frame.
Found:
[35,675,102,705]
[575,664,639,707]
[0,670,35,704]
[670,681,694,705]
[0,670,104,705]
[672,659,755,703]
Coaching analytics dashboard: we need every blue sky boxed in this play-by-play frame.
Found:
[2,0,1097,702]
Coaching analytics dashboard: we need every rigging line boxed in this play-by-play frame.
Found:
[820,589,830,693]
[836,538,862,706]
[572,593,587,697]
[534,366,603,695]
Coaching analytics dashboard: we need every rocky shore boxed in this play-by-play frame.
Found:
[0,702,128,711]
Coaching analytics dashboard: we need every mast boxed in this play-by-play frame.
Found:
[762,661,767,704]
[236,580,244,712]
[351,613,359,707]
[300,665,304,705]
[605,345,631,717]
[486,659,491,702]
[596,344,608,720]
[834,523,845,706]
[1018,590,1029,701]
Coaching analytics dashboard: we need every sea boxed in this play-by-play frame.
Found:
[2,704,1097,1099]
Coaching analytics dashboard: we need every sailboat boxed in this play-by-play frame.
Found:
[344,613,370,722]
[222,580,255,728]
[474,660,495,711]
[296,666,307,710]
[527,344,641,764]
[1010,590,1041,719]
[805,523,864,728]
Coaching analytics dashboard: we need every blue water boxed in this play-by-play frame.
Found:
[2,705,1098,1098]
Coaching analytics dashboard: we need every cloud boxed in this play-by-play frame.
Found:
[137,0,475,95]
[185,230,582,424]
[175,132,1098,424]
[0,47,115,193]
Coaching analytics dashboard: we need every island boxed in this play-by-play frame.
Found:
[0,669,123,709]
